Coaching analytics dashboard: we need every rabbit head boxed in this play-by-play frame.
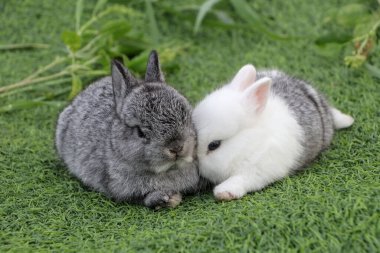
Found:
[111,51,196,174]
[192,65,272,183]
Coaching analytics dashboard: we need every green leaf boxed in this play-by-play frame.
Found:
[92,0,108,17]
[68,75,83,100]
[315,31,353,45]
[344,55,366,68]
[353,14,379,38]
[365,63,380,79]
[145,0,160,45]
[75,0,84,32]
[98,50,111,72]
[117,36,150,55]
[194,0,221,34]
[100,19,131,39]
[61,30,82,52]
[229,0,260,23]
[126,50,150,75]
[336,3,369,28]
[313,43,345,58]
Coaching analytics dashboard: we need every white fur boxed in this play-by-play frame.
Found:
[229,64,256,91]
[193,66,304,201]
[331,107,354,129]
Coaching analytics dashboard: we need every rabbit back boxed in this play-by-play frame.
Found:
[56,77,114,193]
[257,70,334,167]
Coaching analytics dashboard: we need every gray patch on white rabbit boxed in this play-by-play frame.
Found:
[55,51,201,209]
[256,70,334,167]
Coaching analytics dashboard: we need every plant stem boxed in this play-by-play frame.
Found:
[0,78,71,98]
[354,20,380,42]
[357,36,369,55]
[0,43,49,50]
[25,57,66,81]
[76,34,103,55]
[0,71,69,94]
[81,70,108,76]
[78,8,114,35]
[78,5,138,35]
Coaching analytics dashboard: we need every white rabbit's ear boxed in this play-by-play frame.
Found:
[229,64,256,91]
[243,77,272,113]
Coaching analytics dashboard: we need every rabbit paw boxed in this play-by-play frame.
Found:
[214,191,237,201]
[213,182,245,201]
[167,193,182,208]
[144,191,182,209]
[143,191,170,209]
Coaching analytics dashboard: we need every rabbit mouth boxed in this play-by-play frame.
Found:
[152,156,194,174]
[181,156,193,163]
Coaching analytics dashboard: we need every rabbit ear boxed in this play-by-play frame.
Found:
[111,59,136,111]
[243,77,272,114]
[145,50,165,83]
[229,64,256,91]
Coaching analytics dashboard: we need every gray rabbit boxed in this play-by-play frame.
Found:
[55,51,200,209]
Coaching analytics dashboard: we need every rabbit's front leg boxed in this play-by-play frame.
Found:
[213,175,248,201]
[214,170,270,201]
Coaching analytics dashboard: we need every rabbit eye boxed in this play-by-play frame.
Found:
[208,140,221,151]
[136,126,146,138]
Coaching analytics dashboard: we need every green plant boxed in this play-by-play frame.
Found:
[193,0,379,77]
[315,0,380,76]
[0,0,186,112]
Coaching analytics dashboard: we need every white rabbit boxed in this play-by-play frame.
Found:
[192,65,354,201]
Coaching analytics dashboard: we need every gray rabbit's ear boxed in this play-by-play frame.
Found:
[111,59,137,98]
[112,60,137,113]
[145,50,165,83]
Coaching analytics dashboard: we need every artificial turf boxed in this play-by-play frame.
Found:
[1,0,379,252]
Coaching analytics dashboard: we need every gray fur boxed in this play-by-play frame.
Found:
[55,51,200,208]
[257,70,334,168]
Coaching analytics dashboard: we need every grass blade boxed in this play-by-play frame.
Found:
[229,0,291,40]
[145,0,160,45]
[213,10,234,24]
[92,0,108,17]
[0,43,49,51]
[76,0,84,32]
[194,0,221,34]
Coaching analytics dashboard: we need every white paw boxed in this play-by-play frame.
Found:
[213,184,246,201]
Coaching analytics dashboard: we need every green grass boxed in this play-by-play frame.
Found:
[1,0,379,252]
